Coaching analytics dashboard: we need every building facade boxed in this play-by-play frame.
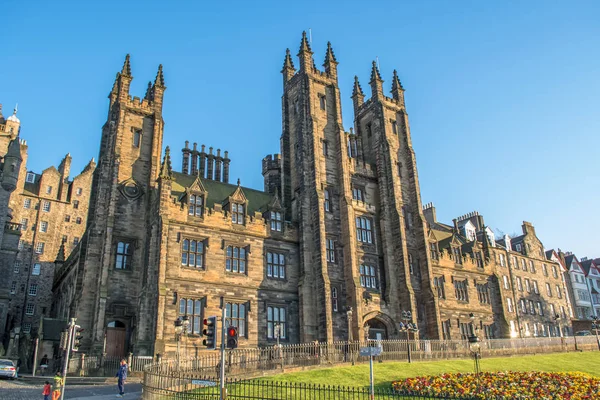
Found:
[50,35,573,358]
[578,258,600,318]
[560,253,592,320]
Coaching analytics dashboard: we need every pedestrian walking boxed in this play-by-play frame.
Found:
[40,354,49,376]
[42,380,52,400]
[115,358,128,397]
[52,372,63,400]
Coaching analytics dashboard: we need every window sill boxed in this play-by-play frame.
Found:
[181,266,206,271]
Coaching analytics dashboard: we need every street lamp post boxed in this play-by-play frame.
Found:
[174,318,183,370]
[591,316,600,351]
[181,315,190,367]
[399,310,418,363]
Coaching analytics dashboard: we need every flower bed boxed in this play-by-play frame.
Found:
[392,371,600,399]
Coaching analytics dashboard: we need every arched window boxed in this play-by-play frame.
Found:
[107,321,126,328]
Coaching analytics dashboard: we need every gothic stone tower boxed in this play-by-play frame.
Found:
[68,56,166,355]
[279,33,441,342]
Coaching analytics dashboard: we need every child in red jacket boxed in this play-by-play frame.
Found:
[42,381,52,400]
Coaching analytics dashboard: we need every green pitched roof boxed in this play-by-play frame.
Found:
[171,171,273,214]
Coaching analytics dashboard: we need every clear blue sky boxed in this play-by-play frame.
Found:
[2,1,599,258]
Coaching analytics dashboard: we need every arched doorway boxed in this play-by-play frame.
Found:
[105,321,127,357]
[365,318,387,341]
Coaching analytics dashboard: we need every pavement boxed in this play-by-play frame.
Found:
[0,377,142,399]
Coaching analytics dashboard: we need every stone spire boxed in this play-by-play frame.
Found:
[144,81,153,101]
[297,31,314,72]
[121,54,132,77]
[281,48,296,83]
[159,146,173,180]
[323,41,339,78]
[391,69,405,103]
[369,60,384,98]
[55,240,66,263]
[154,64,165,88]
[111,73,121,94]
[352,76,365,108]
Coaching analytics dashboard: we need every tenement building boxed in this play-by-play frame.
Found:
[51,34,573,358]
[0,104,96,346]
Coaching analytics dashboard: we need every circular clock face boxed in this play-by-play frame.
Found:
[123,182,140,198]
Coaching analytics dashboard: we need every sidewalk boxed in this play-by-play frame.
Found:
[70,392,142,400]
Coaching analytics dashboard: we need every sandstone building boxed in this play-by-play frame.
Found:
[50,34,573,357]
[0,104,96,352]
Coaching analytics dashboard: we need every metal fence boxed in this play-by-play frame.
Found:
[142,376,464,400]
[67,354,154,376]
[146,335,600,378]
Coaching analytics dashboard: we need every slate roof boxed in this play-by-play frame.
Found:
[579,259,597,276]
[171,172,273,214]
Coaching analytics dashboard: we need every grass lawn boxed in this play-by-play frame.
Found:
[258,351,600,389]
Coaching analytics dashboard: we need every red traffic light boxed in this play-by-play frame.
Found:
[227,326,237,337]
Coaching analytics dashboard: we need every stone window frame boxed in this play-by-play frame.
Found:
[42,200,51,212]
[28,283,38,296]
[35,242,45,254]
[520,299,527,314]
[452,247,462,265]
[25,303,35,315]
[533,280,539,294]
[433,275,446,299]
[324,189,331,212]
[516,276,523,292]
[356,216,374,244]
[499,253,506,267]
[13,260,20,274]
[266,304,287,341]
[476,282,490,304]
[453,278,469,303]
[76,217,82,224]
[132,127,142,148]
[429,242,439,260]
[178,297,205,336]
[265,250,286,280]
[318,93,326,111]
[113,239,135,271]
[552,265,558,279]
[542,263,548,276]
[225,301,248,338]
[507,297,514,313]
[390,119,398,135]
[39,221,48,233]
[555,285,562,299]
[73,200,80,209]
[352,186,365,202]
[326,238,336,264]
[225,242,249,275]
[331,286,339,312]
[546,283,552,297]
[10,281,17,294]
[22,323,31,334]
[74,237,80,245]
[359,262,378,290]
[188,193,205,218]
[76,187,83,196]
[525,278,531,293]
[25,172,35,183]
[181,237,208,270]
[503,275,510,290]
[231,202,246,225]
[269,210,283,232]
[46,185,52,195]
[474,252,483,268]
[32,263,41,275]
[20,218,28,230]
[322,139,329,156]
[64,215,71,222]
[536,301,544,316]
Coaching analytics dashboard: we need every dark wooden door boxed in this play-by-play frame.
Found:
[106,328,127,357]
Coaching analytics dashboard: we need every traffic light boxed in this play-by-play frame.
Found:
[202,316,217,350]
[226,326,238,349]
[59,330,69,350]
[71,325,84,352]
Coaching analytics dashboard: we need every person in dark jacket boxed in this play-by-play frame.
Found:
[115,359,128,397]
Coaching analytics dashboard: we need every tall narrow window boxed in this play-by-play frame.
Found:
[324,190,331,212]
[29,284,38,296]
[73,200,79,209]
[326,239,335,263]
[189,194,204,217]
[556,285,562,299]
[40,221,48,232]
[359,264,378,289]
[356,217,373,244]
[267,306,286,340]
[507,298,514,313]
[516,277,523,291]
[10,281,17,294]
[477,283,490,304]
[226,302,247,337]
[352,187,364,202]
[65,215,71,222]
[21,218,28,230]
[546,283,552,297]
[542,264,548,276]
[319,95,326,110]
[73,237,79,245]
[115,242,133,270]
[454,279,469,302]
[26,173,35,183]
[13,260,21,274]
[434,276,446,299]
[232,203,245,224]
[267,252,285,279]
[525,278,531,293]
[503,275,510,289]
[35,242,45,254]
[475,252,483,268]
[322,140,328,156]
[536,302,544,316]
[499,254,506,267]
[181,239,205,268]
[331,287,338,312]
[42,201,51,212]
[270,211,282,232]
[226,246,246,274]
[453,247,462,264]
[179,298,203,334]
[46,186,52,194]
[76,217,82,224]
[552,265,558,278]
[76,188,83,196]
[26,303,35,315]
[429,242,438,260]
[24,198,31,209]
[133,129,142,148]
[391,120,397,135]
[533,280,539,294]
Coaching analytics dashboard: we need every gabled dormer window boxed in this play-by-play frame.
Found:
[429,242,438,260]
[270,211,282,232]
[188,194,204,217]
[232,203,245,224]
[475,252,483,268]
[453,247,462,264]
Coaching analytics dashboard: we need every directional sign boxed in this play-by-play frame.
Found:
[360,347,382,357]
[191,379,218,387]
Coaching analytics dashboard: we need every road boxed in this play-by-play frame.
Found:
[0,378,142,399]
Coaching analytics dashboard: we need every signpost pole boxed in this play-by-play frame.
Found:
[369,354,374,400]
[220,305,226,400]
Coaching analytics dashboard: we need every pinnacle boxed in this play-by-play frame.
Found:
[392,69,404,92]
[299,31,313,54]
[145,81,153,100]
[121,54,132,77]
[111,72,121,93]
[282,48,295,71]
[352,75,364,97]
[160,146,173,180]
[154,64,165,88]
[56,240,66,263]
[370,60,383,83]
[324,41,338,65]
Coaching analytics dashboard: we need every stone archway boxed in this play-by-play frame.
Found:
[363,311,397,340]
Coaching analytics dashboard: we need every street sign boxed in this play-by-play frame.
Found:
[191,380,218,387]
[360,347,382,357]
